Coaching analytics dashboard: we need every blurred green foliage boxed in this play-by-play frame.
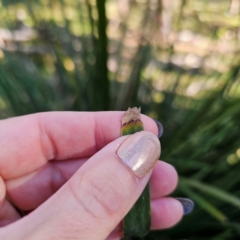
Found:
[1,0,240,239]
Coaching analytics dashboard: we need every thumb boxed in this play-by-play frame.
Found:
[1,131,160,240]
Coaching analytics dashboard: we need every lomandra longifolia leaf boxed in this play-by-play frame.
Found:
[121,107,151,237]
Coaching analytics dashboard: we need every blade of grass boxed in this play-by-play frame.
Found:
[96,0,109,110]
[179,182,228,222]
[180,178,240,209]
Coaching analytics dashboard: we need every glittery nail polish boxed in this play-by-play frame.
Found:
[116,131,160,178]
[153,119,164,138]
[175,198,194,215]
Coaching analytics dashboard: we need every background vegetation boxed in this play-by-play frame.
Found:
[1,0,240,239]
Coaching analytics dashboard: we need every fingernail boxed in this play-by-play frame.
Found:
[175,198,194,215]
[153,120,164,138]
[116,131,160,178]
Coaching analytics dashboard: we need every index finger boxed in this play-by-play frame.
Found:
[0,111,158,180]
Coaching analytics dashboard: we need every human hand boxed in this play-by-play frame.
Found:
[0,112,189,239]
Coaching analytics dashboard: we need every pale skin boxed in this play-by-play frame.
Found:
[0,112,183,239]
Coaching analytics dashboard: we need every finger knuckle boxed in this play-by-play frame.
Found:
[70,174,123,220]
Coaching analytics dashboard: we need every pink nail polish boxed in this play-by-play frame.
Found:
[116,131,160,178]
